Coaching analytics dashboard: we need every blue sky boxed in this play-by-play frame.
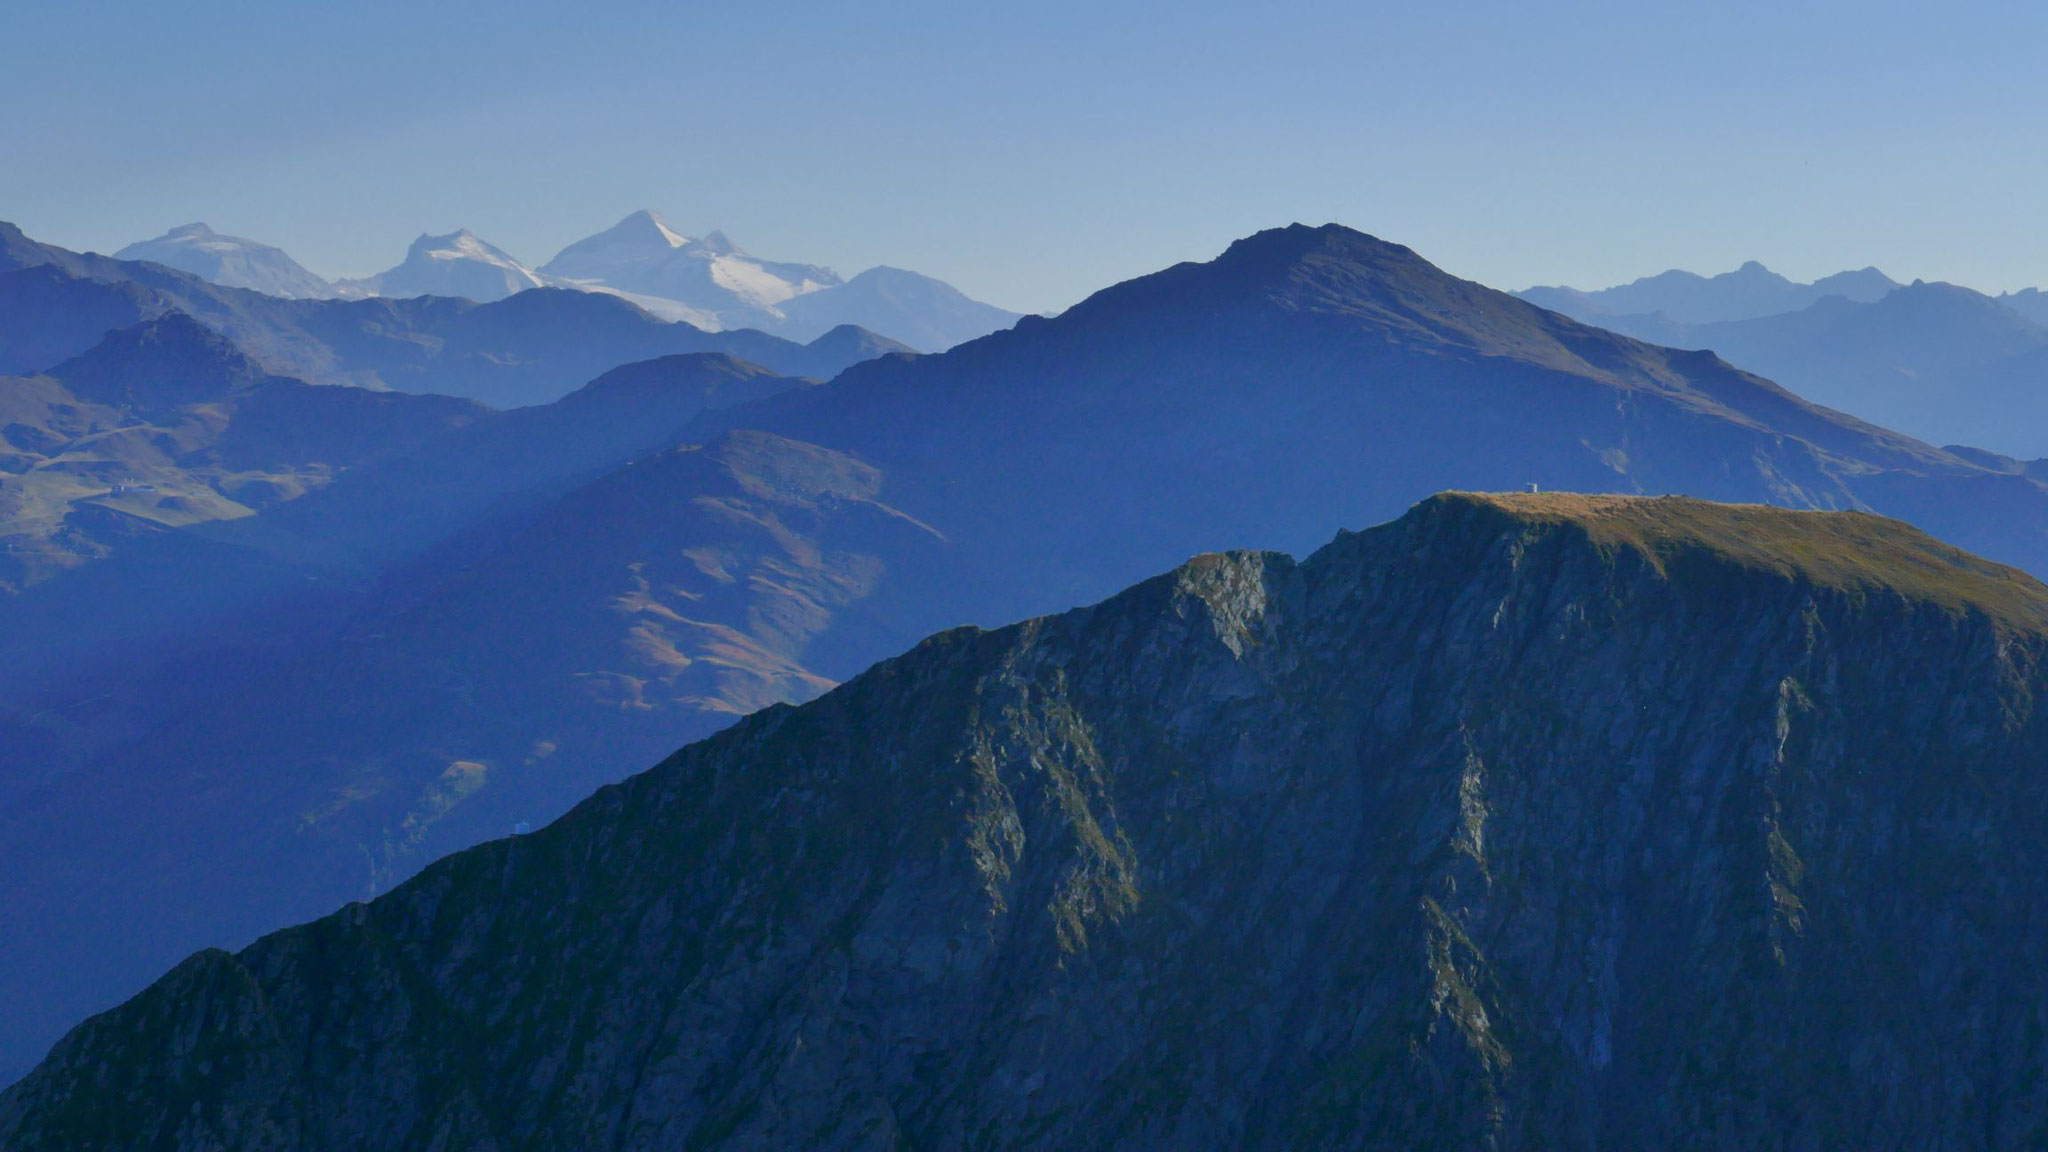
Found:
[4,0,2045,313]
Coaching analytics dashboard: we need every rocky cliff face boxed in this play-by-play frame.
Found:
[11,492,2048,1149]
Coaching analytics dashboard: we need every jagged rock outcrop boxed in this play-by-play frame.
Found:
[10,492,2048,1149]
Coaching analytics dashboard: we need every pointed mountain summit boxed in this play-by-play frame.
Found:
[15,494,2048,1148]
[47,311,281,412]
[340,229,545,303]
[537,208,692,280]
[757,222,1919,470]
[694,228,742,256]
[115,223,336,300]
[795,322,919,368]
[718,220,2043,619]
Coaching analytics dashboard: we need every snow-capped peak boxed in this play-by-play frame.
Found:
[334,229,546,302]
[410,229,535,274]
[631,209,691,250]
[539,210,692,281]
[115,223,338,299]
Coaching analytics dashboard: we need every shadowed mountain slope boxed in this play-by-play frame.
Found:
[0,353,810,718]
[216,352,819,574]
[0,428,945,1082]
[0,314,486,596]
[47,311,283,411]
[0,264,164,375]
[0,355,805,853]
[12,494,2048,1148]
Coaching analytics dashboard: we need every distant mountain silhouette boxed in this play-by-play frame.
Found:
[2000,286,2048,327]
[50,312,280,411]
[7,221,2048,1083]
[1520,260,1899,325]
[1566,281,2048,457]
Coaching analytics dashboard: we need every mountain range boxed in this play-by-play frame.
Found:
[1520,263,2048,457]
[1518,259,1901,325]
[0,221,907,408]
[1539,281,2048,457]
[116,211,1023,352]
[11,492,2048,1147]
[10,222,2048,1084]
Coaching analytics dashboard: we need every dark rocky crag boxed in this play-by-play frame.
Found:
[11,492,2048,1149]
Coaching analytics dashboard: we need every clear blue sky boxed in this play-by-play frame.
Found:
[5,0,2045,313]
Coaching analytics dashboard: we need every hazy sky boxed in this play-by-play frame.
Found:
[5,0,2044,313]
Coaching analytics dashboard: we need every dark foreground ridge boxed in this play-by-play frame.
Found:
[11,492,2048,1148]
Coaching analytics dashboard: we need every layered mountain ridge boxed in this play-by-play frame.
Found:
[1516,259,2048,455]
[0,221,910,408]
[101,211,1022,352]
[1533,280,2048,457]
[0,312,487,595]
[1518,259,1901,325]
[11,493,2048,1148]
[10,221,2048,1084]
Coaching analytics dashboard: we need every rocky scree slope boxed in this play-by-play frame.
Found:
[11,493,2048,1149]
